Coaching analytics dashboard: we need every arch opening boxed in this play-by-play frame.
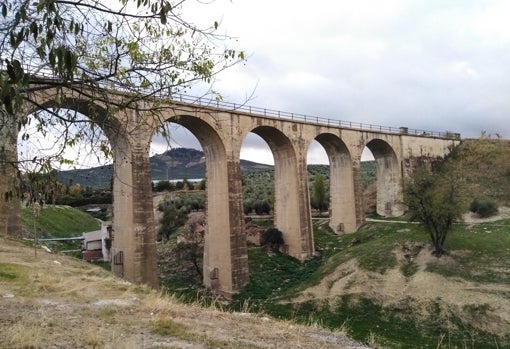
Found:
[10,106,115,260]
[152,115,248,296]
[150,122,206,286]
[241,126,313,260]
[364,139,403,217]
[310,135,358,233]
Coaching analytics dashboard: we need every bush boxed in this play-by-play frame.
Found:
[254,200,271,215]
[155,180,174,192]
[261,227,284,252]
[469,198,498,218]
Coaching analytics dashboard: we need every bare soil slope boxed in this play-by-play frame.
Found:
[0,237,370,349]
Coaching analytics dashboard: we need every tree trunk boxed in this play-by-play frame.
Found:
[0,109,22,236]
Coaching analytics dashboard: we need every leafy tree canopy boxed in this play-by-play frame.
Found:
[404,164,469,256]
[1,0,244,169]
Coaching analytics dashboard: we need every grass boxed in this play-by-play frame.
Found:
[0,263,28,283]
[21,204,100,238]
[12,198,510,348]
[208,218,510,349]
[426,219,510,284]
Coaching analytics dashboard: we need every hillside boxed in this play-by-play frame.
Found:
[450,138,510,204]
[58,147,274,188]
[158,138,510,348]
[0,237,370,349]
[156,213,510,349]
[21,205,100,238]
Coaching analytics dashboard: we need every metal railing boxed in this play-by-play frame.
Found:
[170,93,460,139]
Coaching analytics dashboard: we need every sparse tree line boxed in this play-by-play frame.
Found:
[153,178,206,192]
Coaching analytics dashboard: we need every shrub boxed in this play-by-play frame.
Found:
[469,198,498,218]
[254,200,271,215]
[261,227,284,252]
[155,180,174,192]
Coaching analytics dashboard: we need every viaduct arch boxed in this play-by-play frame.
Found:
[1,85,461,297]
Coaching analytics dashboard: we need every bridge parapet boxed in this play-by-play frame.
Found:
[19,71,460,140]
[168,93,461,140]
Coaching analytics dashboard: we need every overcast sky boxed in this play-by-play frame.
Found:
[151,0,510,164]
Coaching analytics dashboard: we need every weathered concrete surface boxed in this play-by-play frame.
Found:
[2,85,460,296]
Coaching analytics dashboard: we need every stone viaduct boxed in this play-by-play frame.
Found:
[0,84,461,297]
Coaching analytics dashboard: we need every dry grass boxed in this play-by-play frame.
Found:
[0,236,369,349]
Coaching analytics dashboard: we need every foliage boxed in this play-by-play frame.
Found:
[158,202,187,241]
[176,213,206,278]
[172,192,206,212]
[311,173,328,212]
[21,168,62,206]
[155,180,175,192]
[1,0,244,114]
[360,161,376,188]
[55,190,112,207]
[469,198,498,218]
[0,0,244,226]
[403,165,468,256]
[261,227,284,252]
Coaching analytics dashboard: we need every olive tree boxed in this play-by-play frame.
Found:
[311,173,328,213]
[403,165,468,256]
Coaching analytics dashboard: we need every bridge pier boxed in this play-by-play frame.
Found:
[369,139,405,217]
[203,156,249,296]
[296,155,315,258]
[109,118,158,288]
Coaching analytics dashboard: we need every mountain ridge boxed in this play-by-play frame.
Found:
[58,147,274,188]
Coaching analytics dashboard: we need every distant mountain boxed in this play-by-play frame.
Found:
[58,148,274,188]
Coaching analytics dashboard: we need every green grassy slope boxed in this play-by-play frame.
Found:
[21,205,100,238]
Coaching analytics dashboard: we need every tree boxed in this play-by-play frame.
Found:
[403,165,468,256]
[176,212,206,278]
[0,0,244,235]
[469,198,498,218]
[311,173,328,212]
[155,180,174,192]
[158,201,186,241]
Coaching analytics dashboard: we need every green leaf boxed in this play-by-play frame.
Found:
[30,21,39,40]
[2,4,7,17]
[160,9,167,25]
[49,49,55,67]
